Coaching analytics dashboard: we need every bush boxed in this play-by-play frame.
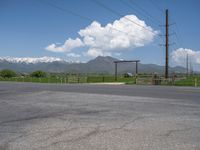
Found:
[31,70,46,78]
[0,69,17,78]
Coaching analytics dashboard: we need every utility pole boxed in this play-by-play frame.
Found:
[115,62,117,81]
[136,61,138,75]
[190,60,193,75]
[165,9,169,79]
[186,53,189,76]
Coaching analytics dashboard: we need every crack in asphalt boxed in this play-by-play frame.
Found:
[0,134,25,150]
[161,127,192,137]
[0,115,53,125]
[38,116,145,149]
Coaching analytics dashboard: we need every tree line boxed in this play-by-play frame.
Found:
[0,69,46,78]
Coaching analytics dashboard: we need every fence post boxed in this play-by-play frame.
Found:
[195,78,197,87]
[102,76,105,82]
[172,76,175,85]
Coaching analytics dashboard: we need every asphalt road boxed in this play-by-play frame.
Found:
[0,82,200,150]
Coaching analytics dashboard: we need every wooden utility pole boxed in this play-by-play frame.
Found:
[165,9,169,78]
[115,62,117,81]
[186,53,189,76]
[136,61,138,75]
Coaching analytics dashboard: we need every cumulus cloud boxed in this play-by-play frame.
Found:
[46,15,158,57]
[46,38,83,52]
[114,52,121,56]
[79,15,158,57]
[171,48,200,66]
[67,53,81,58]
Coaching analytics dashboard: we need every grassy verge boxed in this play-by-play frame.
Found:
[174,76,200,87]
[1,76,199,87]
[0,76,136,84]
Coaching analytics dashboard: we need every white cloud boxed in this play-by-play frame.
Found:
[67,53,81,58]
[171,48,200,66]
[46,38,84,53]
[46,15,158,57]
[86,48,111,57]
[87,48,103,57]
[114,52,121,56]
[79,15,158,57]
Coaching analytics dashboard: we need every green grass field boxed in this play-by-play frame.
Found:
[0,75,199,87]
[0,76,136,84]
[174,76,200,87]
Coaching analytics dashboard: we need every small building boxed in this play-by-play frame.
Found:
[124,72,133,78]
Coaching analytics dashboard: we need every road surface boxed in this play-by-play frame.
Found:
[0,82,200,150]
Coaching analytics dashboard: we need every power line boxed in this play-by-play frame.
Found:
[169,31,181,48]
[38,0,92,22]
[174,23,184,48]
[149,0,164,13]
[119,0,166,56]
[37,0,152,42]
[129,0,162,24]
[119,0,161,28]
[169,14,184,49]
[91,0,156,34]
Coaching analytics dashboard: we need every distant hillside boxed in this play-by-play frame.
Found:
[0,56,187,74]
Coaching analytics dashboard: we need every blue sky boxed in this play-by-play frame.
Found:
[0,0,200,70]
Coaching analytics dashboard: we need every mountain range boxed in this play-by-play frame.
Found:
[0,56,187,74]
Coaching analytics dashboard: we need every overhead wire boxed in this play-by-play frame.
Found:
[169,14,184,49]
[91,0,156,34]
[38,0,92,21]
[174,24,184,48]
[119,0,165,45]
[37,0,153,42]
[128,0,162,25]
[149,0,164,14]
[119,0,160,28]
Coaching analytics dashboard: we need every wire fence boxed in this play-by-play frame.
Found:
[0,75,199,87]
[0,76,135,84]
[136,75,200,87]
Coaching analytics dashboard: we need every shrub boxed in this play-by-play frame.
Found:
[0,69,17,78]
[31,70,46,78]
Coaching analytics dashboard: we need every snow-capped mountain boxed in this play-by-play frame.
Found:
[0,56,187,73]
[0,56,65,64]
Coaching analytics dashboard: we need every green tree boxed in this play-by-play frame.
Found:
[0,69,17,78]
[31,70,46,78]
